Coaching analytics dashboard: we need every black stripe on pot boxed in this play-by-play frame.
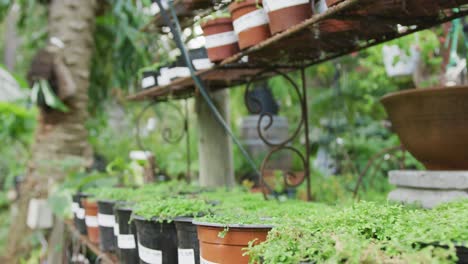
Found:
[133,215,178,264]
[97,200,117,252]
[73,193,88,235]
[115,204,139,264]
[174,217,199,264]
[141,71,159,89]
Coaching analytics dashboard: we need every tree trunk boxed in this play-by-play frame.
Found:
[196,90,235,188]
[4,3,19,71]
[6,0,96,262]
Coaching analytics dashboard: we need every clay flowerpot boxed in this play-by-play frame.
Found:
[201,17,240,63]
[381,86,468,170]
[229,0,271,49]
[174,217,200,264]
[194,222,272,264]
[115,204,139,264]
[97,200,117,252]
[133,216,178,264]
[263,0,312,35]
[72,193,88,235]
[83,199,100,244]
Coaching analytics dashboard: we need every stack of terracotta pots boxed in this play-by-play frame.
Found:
[201,0,315,63]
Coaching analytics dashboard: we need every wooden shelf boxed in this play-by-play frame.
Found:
[128,0,468,102]
[66,221,119,264]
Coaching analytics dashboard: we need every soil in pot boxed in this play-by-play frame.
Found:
[72,193,87,235]
[97,200,117,252]
[83,199,100,244]
[195,222,272,264]
[201,17,239,63]
[134,216,178,264]
[229,0,271,49]
[115,205,139,264]
[381,85,468,170]
[264,0,312,35]
[175,218,200,264]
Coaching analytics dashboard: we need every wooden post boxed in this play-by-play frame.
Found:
[196,89,235,187]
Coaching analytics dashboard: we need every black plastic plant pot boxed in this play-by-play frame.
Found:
[141,71,159,89]
[456,245,468,264]
[97,200,117,252]
[115,205,139,264]
[72,193,88,235]
[174,217,200,264]
[133,216,178,264]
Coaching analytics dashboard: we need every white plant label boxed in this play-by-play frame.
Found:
[169,67,190,79]
[205,31,238,49]
[98,213,115,227]
[192,58,213,70]
[71,202,79,214]
[263,0,309,12]
[118,234,136,249]
[315,0,328,13]
[138,242,162,264]
[76,208,85,219]
[178,249,195,264]
[113,223,120,236]
[200,256,219,264]
[233,9,269,34]
[85,216,98,227]
[142,76,156,88]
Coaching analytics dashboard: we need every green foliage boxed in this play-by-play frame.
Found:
[246,200,468,264]
[134,197,213,222]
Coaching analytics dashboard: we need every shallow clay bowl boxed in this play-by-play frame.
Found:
[381,85,468,170]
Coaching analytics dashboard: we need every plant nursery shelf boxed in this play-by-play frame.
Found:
[66,221,119,264]
[141,0,219,32]
[128,0,468,101]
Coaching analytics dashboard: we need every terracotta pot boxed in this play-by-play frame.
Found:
[264,0,312,35]
[381,86,468,170]
[229,0,271,49]
[201,17,240,63]
[83,199,100,244]
[195,222,271,264]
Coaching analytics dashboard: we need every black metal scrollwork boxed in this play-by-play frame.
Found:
[136,100,191,182]
[244,69,312,201]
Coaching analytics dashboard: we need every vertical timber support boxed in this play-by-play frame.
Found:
[196,89,235,188]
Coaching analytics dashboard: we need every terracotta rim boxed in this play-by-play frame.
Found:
[201,17,233,29]
[229,0,263,13]
[381,86,467,103]
[193,221,274,229]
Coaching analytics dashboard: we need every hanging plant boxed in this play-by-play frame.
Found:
[30,79,69,112]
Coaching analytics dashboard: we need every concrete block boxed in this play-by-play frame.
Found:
[389,170,468,189]
[388,187,467,209]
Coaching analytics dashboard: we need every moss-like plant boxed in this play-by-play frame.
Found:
[246,200,468,264]
[133,197,213,223]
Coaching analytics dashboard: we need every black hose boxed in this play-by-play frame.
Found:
[153,0,265,187]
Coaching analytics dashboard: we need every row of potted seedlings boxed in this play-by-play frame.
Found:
[140,47,213,90]
[71,182,467,264]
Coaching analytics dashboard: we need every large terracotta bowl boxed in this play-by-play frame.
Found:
[381,86,468,170]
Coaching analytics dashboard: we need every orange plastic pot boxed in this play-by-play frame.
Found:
[195,222,271,264]
[381,86,468,170]
[229,0,271,49]
[264,0,312,35]
[83,199,100,244]
[201,17,240,63]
